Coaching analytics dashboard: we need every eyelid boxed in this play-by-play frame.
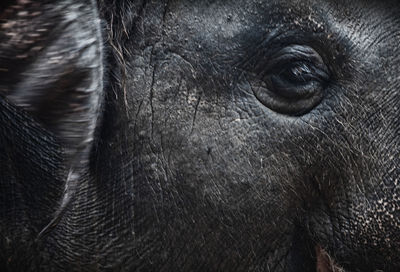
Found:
[258,45,328,77]
[277,62,330,82]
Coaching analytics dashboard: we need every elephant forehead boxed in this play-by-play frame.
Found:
[162,0,399,50]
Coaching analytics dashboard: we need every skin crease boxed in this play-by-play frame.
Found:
[0,0,399,271]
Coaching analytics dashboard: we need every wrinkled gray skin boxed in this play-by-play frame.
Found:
[0,0,399,271]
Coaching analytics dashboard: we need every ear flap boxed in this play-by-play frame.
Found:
[0,1,104,237]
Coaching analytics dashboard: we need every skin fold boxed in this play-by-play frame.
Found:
[0,0,399,271]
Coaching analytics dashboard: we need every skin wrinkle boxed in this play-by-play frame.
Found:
[324,1,398,65]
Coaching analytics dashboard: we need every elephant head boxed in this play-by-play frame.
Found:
[0,0,399,271]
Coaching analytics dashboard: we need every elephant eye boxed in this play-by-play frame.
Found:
[253,45,330,116]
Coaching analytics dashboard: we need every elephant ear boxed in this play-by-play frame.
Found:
[0,1,104,237]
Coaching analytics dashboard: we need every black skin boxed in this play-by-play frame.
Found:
[0,0,399,271]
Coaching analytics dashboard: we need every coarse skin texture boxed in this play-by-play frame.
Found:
[0,0,399,271]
